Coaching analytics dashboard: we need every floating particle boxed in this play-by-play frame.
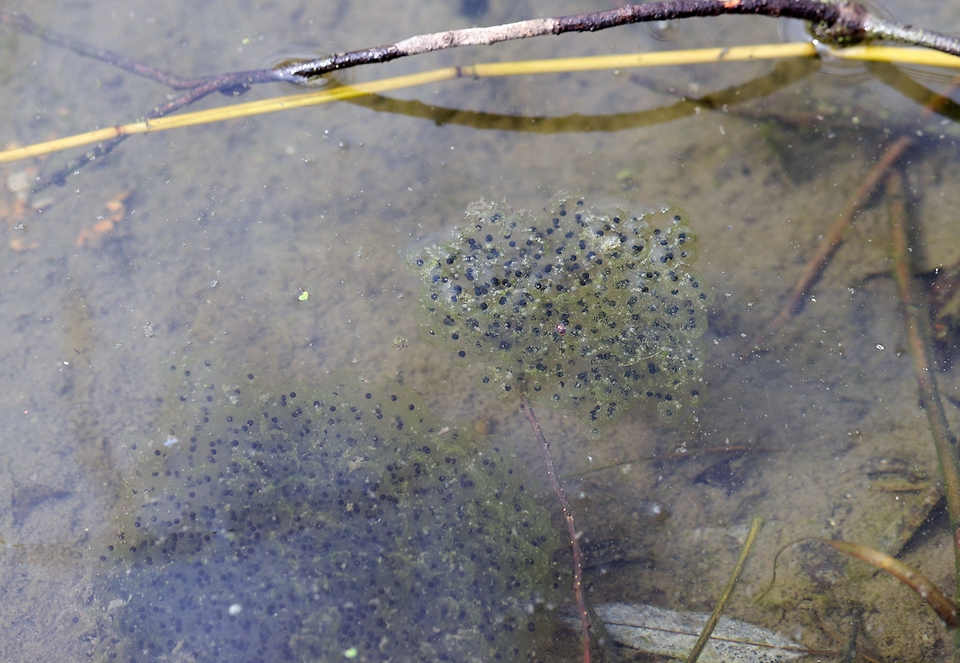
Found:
[96,363,563,663]
[409,196,710,425]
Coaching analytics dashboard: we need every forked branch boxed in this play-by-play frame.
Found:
[278,0,956,80]
[3,1,960,190]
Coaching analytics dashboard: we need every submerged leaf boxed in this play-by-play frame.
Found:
[567,603,807,663]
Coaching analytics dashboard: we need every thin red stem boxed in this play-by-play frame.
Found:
[519,398,591,663]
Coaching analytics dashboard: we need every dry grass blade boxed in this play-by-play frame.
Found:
[0,44,816,168]
[822,539,960,627]
[685,516,763,663]
[0,43,958,169]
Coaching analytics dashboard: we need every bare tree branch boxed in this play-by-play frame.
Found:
[278,1,959,81]
[4,0,960,191]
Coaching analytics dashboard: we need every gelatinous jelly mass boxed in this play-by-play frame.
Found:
[97,365,563,663]
[410,197,710,423]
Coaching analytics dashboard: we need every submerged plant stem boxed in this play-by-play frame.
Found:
[740,72,960,361]
[519,398,591,663]
[887,170,960,609]
[684,516,763,663]
[738,135,912,360]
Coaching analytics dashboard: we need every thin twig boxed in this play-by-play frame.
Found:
[519,398,591,663]
[0,13,206,89]
[684,516,763,663]
[0,11,291,192]
[33,69,282,191]
[275,1,960,81]
[737,135,912,360]
[5,1,960,190]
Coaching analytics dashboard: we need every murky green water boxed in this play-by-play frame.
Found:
[2,1,960,660]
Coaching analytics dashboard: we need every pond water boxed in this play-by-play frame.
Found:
[2,0,960,660]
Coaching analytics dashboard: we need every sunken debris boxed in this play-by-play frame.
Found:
[97,364,563,663]
[410,196,710,423]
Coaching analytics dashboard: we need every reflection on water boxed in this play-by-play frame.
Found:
[1,0,959,660]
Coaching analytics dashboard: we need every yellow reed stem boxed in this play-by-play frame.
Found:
[1,42,959,166]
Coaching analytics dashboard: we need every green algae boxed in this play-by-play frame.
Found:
[409,196,710,425]
[96,363,563,663]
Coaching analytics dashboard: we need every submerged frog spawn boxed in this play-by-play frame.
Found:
[97,366,563,662]
[411,197,710,423]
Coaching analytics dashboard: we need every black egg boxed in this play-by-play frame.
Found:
[410,196,710,423]
[97,367,563,662]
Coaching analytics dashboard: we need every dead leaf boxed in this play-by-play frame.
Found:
[564,602,815,663]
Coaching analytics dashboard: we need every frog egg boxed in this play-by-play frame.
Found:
[96,364,564,662]
[410,197,711,425]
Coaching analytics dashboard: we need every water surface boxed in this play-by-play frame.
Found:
[1,1,960,659]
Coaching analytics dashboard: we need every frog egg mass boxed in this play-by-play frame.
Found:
[97,366,563,662]
[410,197,710,423]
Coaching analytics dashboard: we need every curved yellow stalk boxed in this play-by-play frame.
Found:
[829,44,960,68]
[0,42,958,166]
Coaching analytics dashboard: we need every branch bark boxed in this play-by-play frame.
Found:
[278,1,960,81]
[5,0,960,190]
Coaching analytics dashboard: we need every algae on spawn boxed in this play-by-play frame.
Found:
[96,363,563,663]
[409,196,710,425]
